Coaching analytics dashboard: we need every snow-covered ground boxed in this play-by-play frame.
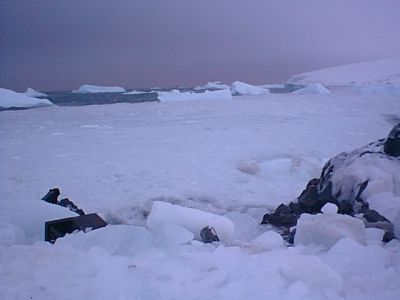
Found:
[288,57,400,86]
[1,83,400,299]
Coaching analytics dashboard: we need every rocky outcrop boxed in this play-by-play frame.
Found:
[262,123,400,243]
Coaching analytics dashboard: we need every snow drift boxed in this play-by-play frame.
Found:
[157,89,232,102]
[360,83,400,96]
[73,84,126,93]
[0,88,53,109]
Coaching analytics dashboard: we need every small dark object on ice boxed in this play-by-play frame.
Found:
[41,188,85,216]
[200,226,220,243]
[41,188,107,243]
[45,213,107,243]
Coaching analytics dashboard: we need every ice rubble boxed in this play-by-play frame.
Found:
[231,81,269,95]
[24,87,47,98]
[292,83,330,95]
[157,89,232,102]
[73,84,126,93]
[0,87,53,109]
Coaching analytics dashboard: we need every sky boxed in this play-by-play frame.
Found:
[1,0,400,92]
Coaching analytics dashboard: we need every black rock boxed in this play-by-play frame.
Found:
[200,226,220,243]
[384,123,400,157]
[383,231,396,243]
[261,203,298,228]
[363,209,390,223]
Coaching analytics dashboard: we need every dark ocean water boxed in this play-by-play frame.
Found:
[1,84,303,111]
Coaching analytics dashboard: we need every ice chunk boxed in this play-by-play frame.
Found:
[124,90,148,95]
[56,224,153,256]
[365,227,385,244]
[225,211,259,242]
[73,84,126,93]
[150,222,194,247]
[146,201,235,242]
[251,231,284,250]
[24,87,47,98]
[231,81,269,95]
[294,213,366,248]
[292,83,330,95]
[157,89,232,102]
[321,203,338,214]
[366,192,400,223]
[0,88,53,109]
[322,237,390,276]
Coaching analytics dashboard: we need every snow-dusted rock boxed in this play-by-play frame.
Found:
[157,89,232,102]
[24,87,47,98]
[73,84,126,93]
[231,81,269,95]
[0,88,53,109]
[146,201,235,242]
[294,213,366,248]
[292,83,330,95]
[194,81,230,91]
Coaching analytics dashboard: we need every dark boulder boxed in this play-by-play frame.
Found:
[261,123,400,243]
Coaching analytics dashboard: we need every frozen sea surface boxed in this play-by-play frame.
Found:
[1,91,400,299]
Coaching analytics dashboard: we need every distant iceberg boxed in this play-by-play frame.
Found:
[157,89,232,102]
[24,88,47,98]
[231,81,269,96]
[73,84,126,93]
[194,81,230,91]
[124,90,148,95]
[292,83,330,95]
[0,88,53,109]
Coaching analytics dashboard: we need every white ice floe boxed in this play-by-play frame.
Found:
[146,201,235,242]
[288,57,400,86]
[73,84,126,93]
[360,83,400,96]
[294,213,366,248]
[0,87,53,109]
[292,83,330,95]
[150,223,194,247]
[231,81,269,95]
[24,87,47,98]
[157,89,232,102]
[194,81,230,90]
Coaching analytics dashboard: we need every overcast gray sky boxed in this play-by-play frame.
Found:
[1,0,400,91]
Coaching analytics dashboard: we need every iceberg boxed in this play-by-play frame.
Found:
[231,81,269,95]
[194,81,230,91]
[157,89,232,102]
[0,88,53,109]
[292,83,330,95]
[73,84,126,93]
[24,87,47,98]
